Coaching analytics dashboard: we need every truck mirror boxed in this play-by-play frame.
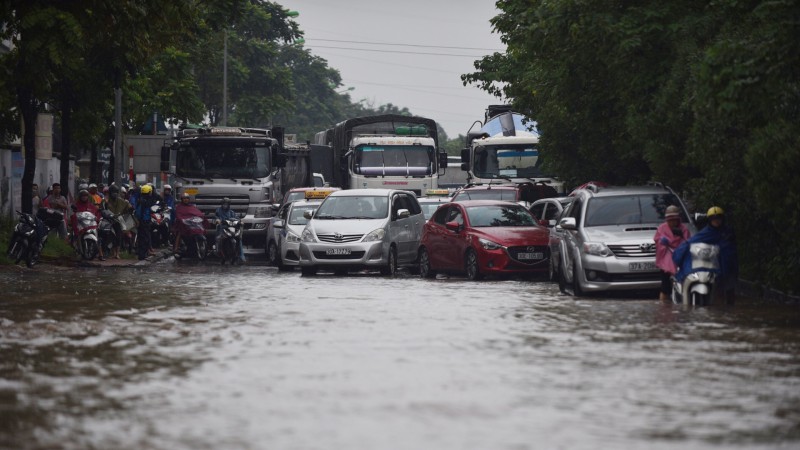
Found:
[460,148,469,163]
[438,153,449,168]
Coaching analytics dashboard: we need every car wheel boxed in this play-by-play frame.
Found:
[301,266,317,276]
[548,256,556,282]
[419,247,436,279]
[380,246,397,276]
[572,264,584,296]
[465,248,482,281]
[558,261,568,294]
[267,240,280,266]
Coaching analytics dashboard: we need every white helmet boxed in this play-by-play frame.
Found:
[163,184,172,191]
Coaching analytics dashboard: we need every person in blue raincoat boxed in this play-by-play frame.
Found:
[673,206,739,305]
[214,197,244,262]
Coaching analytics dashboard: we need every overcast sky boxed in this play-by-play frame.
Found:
[287,0,506,138]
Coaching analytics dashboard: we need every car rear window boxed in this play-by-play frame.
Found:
[585,194,684,226]
[454,189,517,202]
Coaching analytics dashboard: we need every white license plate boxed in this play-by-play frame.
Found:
[629,262,657,271]
[518,252,544,260]
[326,248,351,256]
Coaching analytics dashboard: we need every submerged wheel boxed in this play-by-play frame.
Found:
[380,246,397,276]
[465,248,482,281]
[8,239,24,264]
[267,240,281,266]
[419,247,436,279]
[301,266,317,276]
[572,265,584,296]
[197,239,207,261]
[558,262,569,294]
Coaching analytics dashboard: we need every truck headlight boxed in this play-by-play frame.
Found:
[362,228,385,242]
[583,242,613,257]
[254,205,272,218]
[301,228,317,243]
[478,237,502,250]
[286,231,302,243]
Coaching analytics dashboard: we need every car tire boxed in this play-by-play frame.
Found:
[465,248,482,281]
[419,247,436,279]
[267,240,280,266]
[572,264,584,296]
[301,266,317,276]
[380,246,397,276]
[558,261,568,294]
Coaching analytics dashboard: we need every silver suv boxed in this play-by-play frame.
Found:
[552,184,694,294]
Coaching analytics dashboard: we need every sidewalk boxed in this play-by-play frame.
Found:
[75,248,174,268]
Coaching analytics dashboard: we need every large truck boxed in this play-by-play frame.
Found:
[461,105,565,194]
[311,114,449,196]
[163,126,312,253]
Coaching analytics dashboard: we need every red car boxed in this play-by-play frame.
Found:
[418,200,550,280]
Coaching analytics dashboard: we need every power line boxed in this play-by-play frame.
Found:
[306,38,504,52]
[309,44,486,58]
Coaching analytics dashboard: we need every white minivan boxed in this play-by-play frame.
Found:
[297,189,425,276]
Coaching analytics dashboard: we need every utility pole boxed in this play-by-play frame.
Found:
[222,29,227,126]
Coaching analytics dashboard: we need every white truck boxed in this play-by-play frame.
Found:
[460,105,565,195]
[164,126,312,254]
[312,114,449,196]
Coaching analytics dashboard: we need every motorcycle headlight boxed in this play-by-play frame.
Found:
[477,237,502,250]
[286,231,302,243]
[583,242,613,257]
[301,228,317,243]
[362,228,385,242]
[23,228,35,237]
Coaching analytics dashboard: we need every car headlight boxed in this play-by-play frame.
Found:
[478,237,503,250]
[301,228,317,243]
[286,231,302,243]
[362,228,385,242]
[583,242,613,257]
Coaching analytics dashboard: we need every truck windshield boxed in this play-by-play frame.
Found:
[354,145,434,176]
[176,144,270,179]
[473,144,547,179]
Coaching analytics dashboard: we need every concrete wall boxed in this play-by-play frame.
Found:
[0,148,76,218]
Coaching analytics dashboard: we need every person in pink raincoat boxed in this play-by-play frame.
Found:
[654,205,691,302]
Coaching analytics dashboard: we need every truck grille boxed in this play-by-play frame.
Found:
[608,244,656,258]
[317,233,363,243]
[194,194,250,220]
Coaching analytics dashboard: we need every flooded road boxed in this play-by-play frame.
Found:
[1,263,799,449]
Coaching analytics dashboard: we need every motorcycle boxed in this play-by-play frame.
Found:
[672,242,720,306]
[217,216,243,265]
[150,202,172,248]
[71,207,100,260]
[98,209,119,257]
[174,215,208,261]
[6,208,63,267]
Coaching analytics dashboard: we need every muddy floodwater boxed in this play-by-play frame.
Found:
[1,263,799,449]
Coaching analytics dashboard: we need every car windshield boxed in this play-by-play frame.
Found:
[289,205,317,225]
[585,194,685,226]
[466,205,537,227]
[314,196,389,220]
[176,144,269,178]
[455,189,517,202]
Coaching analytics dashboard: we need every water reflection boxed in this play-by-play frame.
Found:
[0,267,798,449]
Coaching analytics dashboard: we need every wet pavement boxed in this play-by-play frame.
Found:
[1,262,799,449]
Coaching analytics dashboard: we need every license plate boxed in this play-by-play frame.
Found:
[518,252,544,260]
[629,262,657,271]
[326,248,351,256]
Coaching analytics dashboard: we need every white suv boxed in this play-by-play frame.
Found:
[552,184,694,294]
[298,189,425,276]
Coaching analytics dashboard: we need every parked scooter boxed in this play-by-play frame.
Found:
[150,202,172,248]
[672,242,720,306]
[98,209,120,258]
[174,215,208,261]
[216,215,243,265]
[6,208,63,267]
[71,207,100,260]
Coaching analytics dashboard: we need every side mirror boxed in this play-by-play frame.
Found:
[273,219,285,229]
[445,221,461,232]
[559,217,577,230]
[303,210,313,220]
[397,209,410,219]
[538,219,549,227]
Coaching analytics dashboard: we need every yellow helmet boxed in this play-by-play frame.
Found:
[140,184,153,195]
[706,206,724,218]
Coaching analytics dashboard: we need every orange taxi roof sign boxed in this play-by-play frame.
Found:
[305,189,336,199]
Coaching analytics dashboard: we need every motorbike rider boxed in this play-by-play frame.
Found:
[215,197,244,262]
[103,185,133,259]
[654,205,691,302]
[673,206,739,305]
[88,183,102,206]
[42,182,69,240]
[134,184,157,260]
[162,184,175,225]
[72,189,105,260]
[172,193,204,254]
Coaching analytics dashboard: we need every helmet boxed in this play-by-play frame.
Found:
[120,186,127,194]
[222,197,231,205]
[79,183,89,191]
[181,193,190,200]
[103,186,109,194]
[664,205,681,219]
[707,206,724,218]
[140,184,153,195]
[89,183,97,189]
[163,184,172,191]
[78,189,90,197]
[109,185,120,195]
